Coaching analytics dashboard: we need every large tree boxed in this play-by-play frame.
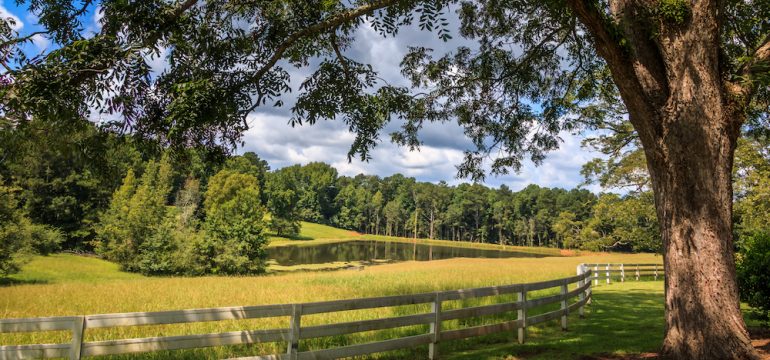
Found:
[2,0,769,358]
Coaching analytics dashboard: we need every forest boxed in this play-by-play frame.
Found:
[2,118,770,277]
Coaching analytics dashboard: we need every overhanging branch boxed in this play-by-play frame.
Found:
[565,0,664,149]
[247,0,401,86]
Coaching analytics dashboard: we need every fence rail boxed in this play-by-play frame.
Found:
[0,269,597,360]
[583,263,664,284]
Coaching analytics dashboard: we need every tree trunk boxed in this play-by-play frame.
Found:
[564,1,760,357]
[429,207,435,240]
[644,105,756,359]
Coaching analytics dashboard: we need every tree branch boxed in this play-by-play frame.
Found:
[731,33,770,100]
[330,31,352,79]
[565,0,664,149]
[565,1,627,72]
[0,31,50,50]
[1,0,94,54]
[247,0,401,85]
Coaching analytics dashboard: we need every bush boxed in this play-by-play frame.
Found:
[135,211,182,275]
[737,232,770,326]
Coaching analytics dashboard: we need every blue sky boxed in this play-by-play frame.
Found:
[1,1,607,192]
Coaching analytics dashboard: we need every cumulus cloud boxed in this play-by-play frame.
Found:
[0,1,23,31]
[239,10,605,191]
[145,47,170,74]
[1,0,605,192]
[483,132,605,191]
[30,33,49,51]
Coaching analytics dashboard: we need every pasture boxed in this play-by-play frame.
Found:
[0,247,664,359]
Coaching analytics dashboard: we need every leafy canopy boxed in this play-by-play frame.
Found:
[4,0,766,179]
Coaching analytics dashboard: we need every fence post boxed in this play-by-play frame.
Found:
[576,265,585,318]
[287,304,302,360]
[429,292,442,360]
[655,264,659,281]
[560,282,568,331]
[604,264,610,284]
[593,265,598,286]
[636,264,640,281]
[517,290,527,344]
[620,264,625,282]
[69,316,85,360]
[587,267,593,305]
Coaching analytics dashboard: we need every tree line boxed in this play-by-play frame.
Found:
[3,119,770,277]
[0,119,668,276]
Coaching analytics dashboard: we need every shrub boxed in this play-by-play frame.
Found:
[737,232,770,326]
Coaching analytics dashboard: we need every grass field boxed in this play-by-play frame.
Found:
[0,249,664,359]
[267,221,362,245]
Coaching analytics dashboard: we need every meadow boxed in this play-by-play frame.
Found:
[0,239,664,360]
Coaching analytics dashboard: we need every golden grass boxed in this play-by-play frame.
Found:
[0,252,661,359]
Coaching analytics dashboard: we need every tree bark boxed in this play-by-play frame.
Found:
[641,84,756,358]
[644,107,757,359]
[564,0,761,358]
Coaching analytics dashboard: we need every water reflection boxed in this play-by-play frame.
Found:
[266,240,549,266]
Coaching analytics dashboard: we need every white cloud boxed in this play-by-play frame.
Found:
[30,33,49,51]
[0,2,23,31]
[240,106,603,191]
[24,11,37,25]
[236,10,606,192]
[145,47,170,74]
[93,6,104,29]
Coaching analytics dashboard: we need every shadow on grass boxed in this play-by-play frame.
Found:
[269,233,315,241]
[445,284,665,360]
[0,277,48,286]
[284,234,315,241]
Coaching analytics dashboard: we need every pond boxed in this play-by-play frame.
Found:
[266,240,549,266]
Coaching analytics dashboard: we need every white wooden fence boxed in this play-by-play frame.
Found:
[584,263,664,284]
[0,270,595,360]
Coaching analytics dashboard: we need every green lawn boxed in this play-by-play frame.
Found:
[446,281,665,360]
[267,221,361,245]
[2,253,143,285]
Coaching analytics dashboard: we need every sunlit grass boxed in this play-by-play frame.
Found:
[2,254,143,285]
[267,221,361,245]
[0,252,663,359]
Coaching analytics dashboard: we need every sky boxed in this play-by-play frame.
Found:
[1,1,607,192]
